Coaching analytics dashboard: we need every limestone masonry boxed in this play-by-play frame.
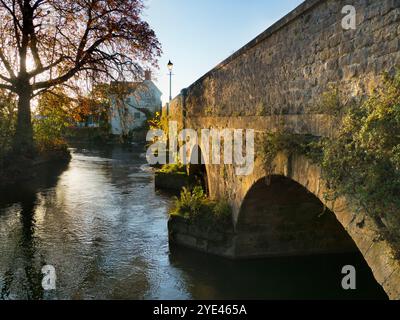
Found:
[167,0,400,299]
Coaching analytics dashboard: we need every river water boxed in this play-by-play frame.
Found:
[0,146,388,300]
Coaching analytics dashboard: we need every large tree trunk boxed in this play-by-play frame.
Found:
[13,82,34,156]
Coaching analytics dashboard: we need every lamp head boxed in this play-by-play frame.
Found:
[167,60,173,72]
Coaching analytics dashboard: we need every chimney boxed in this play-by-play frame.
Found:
[144,70,152,81]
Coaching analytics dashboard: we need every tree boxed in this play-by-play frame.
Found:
[72,84,110,127]
[34,89,72,152]
[0,90,16,153]
[0,0,161,155]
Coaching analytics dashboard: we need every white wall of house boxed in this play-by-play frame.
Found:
[109,79,162,136]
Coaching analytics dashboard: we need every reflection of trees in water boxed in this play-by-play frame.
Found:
[0,189,43,300]
[0,161,68,300]
[19,191,43,300]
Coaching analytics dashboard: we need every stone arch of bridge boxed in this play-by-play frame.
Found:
[234,154,398,298]
[187,144,209,195]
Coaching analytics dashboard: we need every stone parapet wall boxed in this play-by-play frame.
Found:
[169,0,400,118]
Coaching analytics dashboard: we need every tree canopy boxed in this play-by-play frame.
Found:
[0,0,161,153]
[0,0,161,93]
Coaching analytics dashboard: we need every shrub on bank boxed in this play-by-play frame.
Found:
[64,127,112,144]
[159,163,187,175]
[170,186,233,227]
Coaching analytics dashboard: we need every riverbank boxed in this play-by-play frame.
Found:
[154,162,209,194]
[65,127,150,145]
[0,148,71,187]
[155,171,192,193]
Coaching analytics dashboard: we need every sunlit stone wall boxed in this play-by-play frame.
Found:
[175,0,400,117]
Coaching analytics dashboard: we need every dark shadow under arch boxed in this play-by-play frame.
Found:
[188,145,209,195]
[234,174,388,298]
[236,175,358,257]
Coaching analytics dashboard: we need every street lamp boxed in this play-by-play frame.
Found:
[167,60,173,102]
[166,60,174,162]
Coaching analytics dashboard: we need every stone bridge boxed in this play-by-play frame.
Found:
[166,0,400,298]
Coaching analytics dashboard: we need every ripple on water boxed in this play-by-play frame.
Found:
[0,146,389,300]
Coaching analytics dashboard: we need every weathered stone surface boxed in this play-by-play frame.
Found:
[383,268,400,300]
[183,0,398,118]
[155,172,190,192]
[167,0,400,123]
[168,215,236,258]
[167,0,400,299]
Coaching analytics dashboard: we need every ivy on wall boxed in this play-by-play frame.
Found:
[261,70,400,252]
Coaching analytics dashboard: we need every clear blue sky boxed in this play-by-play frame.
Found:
[144,0,304,104]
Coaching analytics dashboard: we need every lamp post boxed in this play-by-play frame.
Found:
[167,60,174,163]
[167,60,173,102]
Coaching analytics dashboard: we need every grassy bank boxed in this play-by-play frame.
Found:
[170,186,233,229]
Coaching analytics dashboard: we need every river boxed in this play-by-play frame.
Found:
[0,146,388,300]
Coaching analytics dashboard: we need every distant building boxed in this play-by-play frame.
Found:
[109,71,162,136]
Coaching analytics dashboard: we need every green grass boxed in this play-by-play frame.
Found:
[159,163,187,175]
[170,186,232,227]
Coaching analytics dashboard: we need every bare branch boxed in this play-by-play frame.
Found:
[0,73,12,82]
[0,83,13,90]
[29,56,65,77]
[0,0,22,30]
[32,0,46,11]
[0,49,16,79]
[0,0,161,93]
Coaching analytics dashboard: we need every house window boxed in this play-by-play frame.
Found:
[134,112,141,119]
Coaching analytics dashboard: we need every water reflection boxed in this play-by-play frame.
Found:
[169,246,388,300]
[0,146,388,300]
[0,161,69,300]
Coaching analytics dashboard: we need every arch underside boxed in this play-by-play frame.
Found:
[188,145,209,194]
[235,175,358,257]
[233,154,400,299]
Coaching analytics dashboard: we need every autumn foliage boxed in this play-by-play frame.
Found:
[0,0,161,154]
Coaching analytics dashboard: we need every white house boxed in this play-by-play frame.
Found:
[109,71,162,135]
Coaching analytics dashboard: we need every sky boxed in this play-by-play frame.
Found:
[144,0,304,104]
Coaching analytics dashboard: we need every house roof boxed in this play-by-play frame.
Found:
[109,80,162,96]
[109,81,141,94]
